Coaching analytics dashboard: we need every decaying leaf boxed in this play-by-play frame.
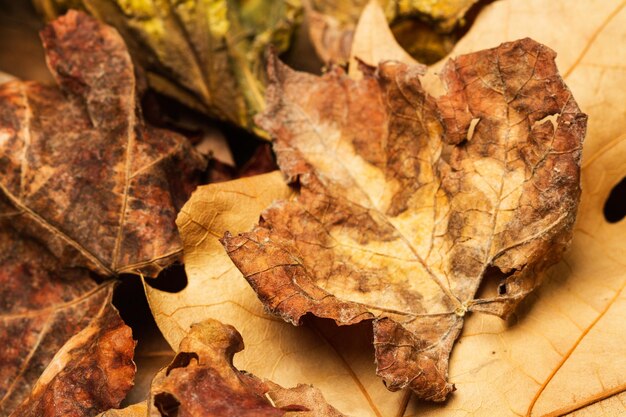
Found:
[400,0,626,414]
[33,0,301,131]
[306,0,477,64]
[0,11,205,278]
[222,38,586,401]
[407,135,626,416]
[0,228,116,415]
[145,172,415,416]
[146,0,624,414]
[148,318,343,416]
[0,227,136,416]
[10,301,135,417]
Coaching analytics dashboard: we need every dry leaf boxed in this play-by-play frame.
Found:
[0,229,137,417]
[148,319,343,416]
[147,0,625,414]
[10,302,135,417]
[223,38,586,400]
[398,0,626,414]
[348,0,416,79]
[33,0,301,131]
[97,403,147,417]
[0,11,205,278]
[306,0,477,64]
[146,172,416,415]
[0,227,119,415]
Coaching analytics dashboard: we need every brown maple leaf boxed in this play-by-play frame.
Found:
[222,39,586,401]
[0,10,205,278]
[149,318,343,417]
[0,227,135,417]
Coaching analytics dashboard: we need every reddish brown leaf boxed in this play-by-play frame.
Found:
[0,10,205,278]
[149,319,344,417]
[222,39,586,401]
[0,228,136,416]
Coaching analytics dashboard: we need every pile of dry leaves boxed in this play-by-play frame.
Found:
[1,1,625,416]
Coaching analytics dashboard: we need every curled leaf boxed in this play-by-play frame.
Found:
[0,11,205,278]
[145,172,413,416]
[34,0,302,131]
[148,319,343,416]
[223,39,586,400]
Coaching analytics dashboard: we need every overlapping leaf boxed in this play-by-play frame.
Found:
[0,11,205,278]
[144,0,626,414]
[33,0,301,131]
[148,319,343,416]
[0,228,136,417]
[306,0,477,64]
[222,38,586,400]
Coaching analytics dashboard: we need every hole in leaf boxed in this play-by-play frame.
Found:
[475,265,513,299]
[604,176,626,223]
[144,263,188,293]
[154,392,181,417]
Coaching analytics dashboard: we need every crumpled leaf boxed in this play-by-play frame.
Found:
[401,0,626,414]
[222,38,586,401]
[33,0,301,132]
[0,227,136,416]
[0,10,205,278]
[306,0,477,64]
[145,172,414,415]
[148,0,626,414]
[148,318,344,416]
[406,137,626,416]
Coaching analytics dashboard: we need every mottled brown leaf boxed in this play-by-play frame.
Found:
[0,226,136,416]
[223,39,586,401]
[148,319,343,417]
[33,0,301,132]
[0,10,205,278]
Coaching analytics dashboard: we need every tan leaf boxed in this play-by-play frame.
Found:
[306,0,477,64]
[0,227,122,415]
[146,172,415,416]
[352,0,626,414]
[148,318,343,416]
[97,402,147,417]
[0,230,137,417]
[145,1,626,414]
[223,37,585,400]
[0,11,205,278]
[348,0,417,80]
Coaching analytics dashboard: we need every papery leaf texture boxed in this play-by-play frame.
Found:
[223,39,586,401]
[0,10,205,278]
